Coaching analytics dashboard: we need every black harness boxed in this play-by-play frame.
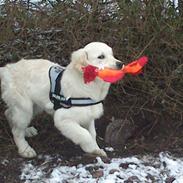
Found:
[49,66,103,110]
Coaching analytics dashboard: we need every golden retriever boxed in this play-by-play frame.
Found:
[0,42,123,158]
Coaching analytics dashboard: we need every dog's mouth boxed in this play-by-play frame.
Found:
[87,63,125,71]
[82,63,125,84]
[100,64,125,71]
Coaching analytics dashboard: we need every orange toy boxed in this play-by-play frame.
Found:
[82,56,148,83]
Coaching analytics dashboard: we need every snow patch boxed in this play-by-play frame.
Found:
[20,152,183,183]
[1,159,9,166]
[105,147,114,152]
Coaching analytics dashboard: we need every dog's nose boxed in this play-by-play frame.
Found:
[116,62,123,69]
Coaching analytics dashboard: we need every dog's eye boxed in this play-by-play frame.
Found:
[98,55,105,59]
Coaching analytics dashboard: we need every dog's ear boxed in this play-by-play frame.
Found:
[71,48,88,72]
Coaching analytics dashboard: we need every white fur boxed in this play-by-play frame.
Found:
[0,42,121,158]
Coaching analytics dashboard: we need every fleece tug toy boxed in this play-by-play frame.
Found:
[82,56,148,83]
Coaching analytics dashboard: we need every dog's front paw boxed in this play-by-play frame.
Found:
[92,149,107,157]
[19,146,37,158]
[25,127,38,137]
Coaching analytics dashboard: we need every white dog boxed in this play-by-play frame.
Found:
[0,42,123,158]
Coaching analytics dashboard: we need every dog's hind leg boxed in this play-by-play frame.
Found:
[25,126,38,138]
[5,108,38,138]
[24,105,42,138]
[5,108,13,128]
[9,105,37,158]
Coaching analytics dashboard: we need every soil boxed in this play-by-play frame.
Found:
[0,95,183,183]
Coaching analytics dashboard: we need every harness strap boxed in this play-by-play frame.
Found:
[49,66,103,110]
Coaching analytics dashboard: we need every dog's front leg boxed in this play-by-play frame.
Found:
[54,114,106,157]
[88,120,96,140]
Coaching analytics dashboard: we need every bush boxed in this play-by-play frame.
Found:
[0,0,182,130]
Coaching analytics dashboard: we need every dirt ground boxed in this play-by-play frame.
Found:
[0,95,183,183]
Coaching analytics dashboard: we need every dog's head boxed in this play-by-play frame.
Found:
[70,42,123,72]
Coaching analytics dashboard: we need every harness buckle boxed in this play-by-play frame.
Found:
[58,96,71,108]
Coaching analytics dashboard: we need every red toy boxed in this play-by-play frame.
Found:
[82,56,148,83]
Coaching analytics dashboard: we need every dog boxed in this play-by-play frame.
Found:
[0,42,123,158]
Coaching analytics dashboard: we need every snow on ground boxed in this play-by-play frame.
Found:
[19,151,183,183]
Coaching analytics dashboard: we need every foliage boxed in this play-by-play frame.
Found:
[0,0,182,123]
